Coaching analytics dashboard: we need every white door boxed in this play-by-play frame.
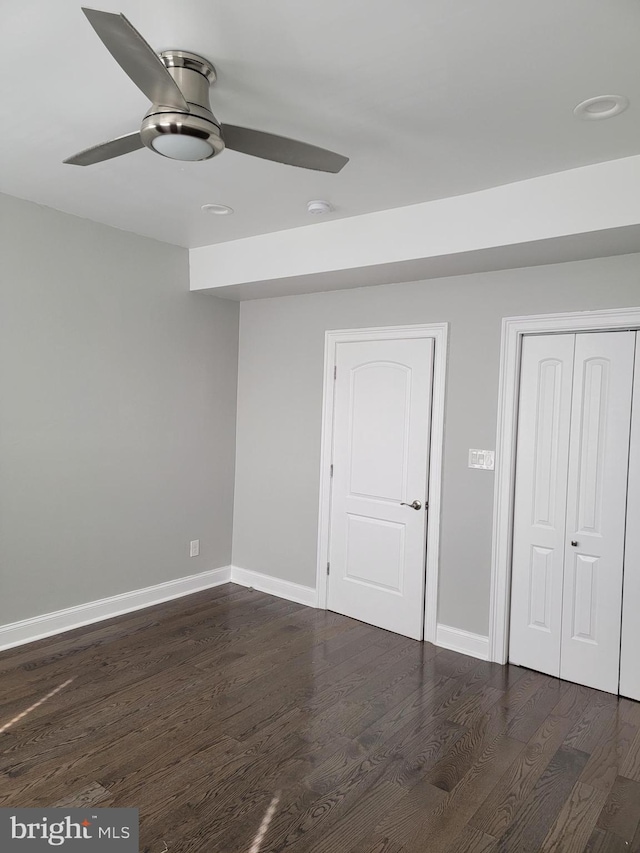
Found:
[560,331,634,693]
[510,331,635,694]
[619,335,640,701]
[327,336,433,640]
[509,334,575,677]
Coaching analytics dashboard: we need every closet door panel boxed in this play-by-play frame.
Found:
[620,334,640,701]
[561,331,635,694]
[509,334,575,677]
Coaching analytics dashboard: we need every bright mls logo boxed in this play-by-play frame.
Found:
[0,809,138,851]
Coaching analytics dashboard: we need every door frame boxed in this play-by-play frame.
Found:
[489,306,640,664]
[315,323,449,643]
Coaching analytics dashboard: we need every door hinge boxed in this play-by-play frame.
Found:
[326,562,330,576]
[330,464,333,478]
[334,365,337,380]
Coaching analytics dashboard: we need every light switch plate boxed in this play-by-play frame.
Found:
[468,449,495,470]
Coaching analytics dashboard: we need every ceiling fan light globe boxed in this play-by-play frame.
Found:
[151,134,214,161]
[140,111,224,162]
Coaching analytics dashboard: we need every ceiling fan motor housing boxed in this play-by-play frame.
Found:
[140,50,225,160]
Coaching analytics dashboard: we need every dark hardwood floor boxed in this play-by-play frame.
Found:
[1,584,639,852]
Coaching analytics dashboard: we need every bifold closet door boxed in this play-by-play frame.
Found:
[510,331,635,694]
[560,331,635,693]
[509,334,575,677]
[620,337,640,701]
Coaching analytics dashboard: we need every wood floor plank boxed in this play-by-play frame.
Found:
[585,827,633,852]
[489,746,589,853]
[596,774,640,842]
[446,685,503,729]
[1,587,639,853]
[349,837,406,853]
[355,779,446,850]
[443,825,498,853]
[580,721,638,791]
[469,712,575,837]
[620,728,640,782]
[425,714,498,793]
[617,698,640,729]
[401,733,525,851]
[564,692,620,754]
[503,671,568,743]
[54,781,113,808]
[386,718,466,789]
[238,755,401,853]
[300,780,408,853]
[539,781,608,853]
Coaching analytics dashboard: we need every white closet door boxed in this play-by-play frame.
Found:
[328,337,433,640]
[620,333,639,701]
[509,334,575,677]
[560,331,635,693]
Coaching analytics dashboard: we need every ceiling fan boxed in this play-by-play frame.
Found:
[64,8,349,173]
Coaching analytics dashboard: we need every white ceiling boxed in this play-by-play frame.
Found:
[2,0,640,248]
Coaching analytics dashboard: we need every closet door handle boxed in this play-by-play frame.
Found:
[571,540,578,547]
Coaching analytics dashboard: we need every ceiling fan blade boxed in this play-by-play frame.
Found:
[221,125,348,173]
[63,131,145,166]
[81,7,188,111]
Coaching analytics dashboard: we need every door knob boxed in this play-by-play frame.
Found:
[571,540,578,547]
[400,500,422,510]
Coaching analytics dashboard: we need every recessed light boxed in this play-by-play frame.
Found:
[573,95,629,120]
[307,200,333,215]
[201,203,234,215]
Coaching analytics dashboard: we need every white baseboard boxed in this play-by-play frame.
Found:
[0,566,232,652]
[230,566,317,607]
[435,624,490,661]
[0,568,486,660]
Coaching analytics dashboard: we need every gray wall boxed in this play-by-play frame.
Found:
[232,253,640,636]
[0,193,239,625]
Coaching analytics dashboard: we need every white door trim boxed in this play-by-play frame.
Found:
[490,305,640,664]
[316,323,448,643]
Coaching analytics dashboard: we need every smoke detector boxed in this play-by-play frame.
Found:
[307,199,333,215]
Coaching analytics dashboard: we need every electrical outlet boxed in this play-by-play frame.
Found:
[189,539,200,557]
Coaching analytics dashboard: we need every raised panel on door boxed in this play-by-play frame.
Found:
[509,334,575,676]
[619,333,639,701]
[328,337,433,640]
[560,331,635,694]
